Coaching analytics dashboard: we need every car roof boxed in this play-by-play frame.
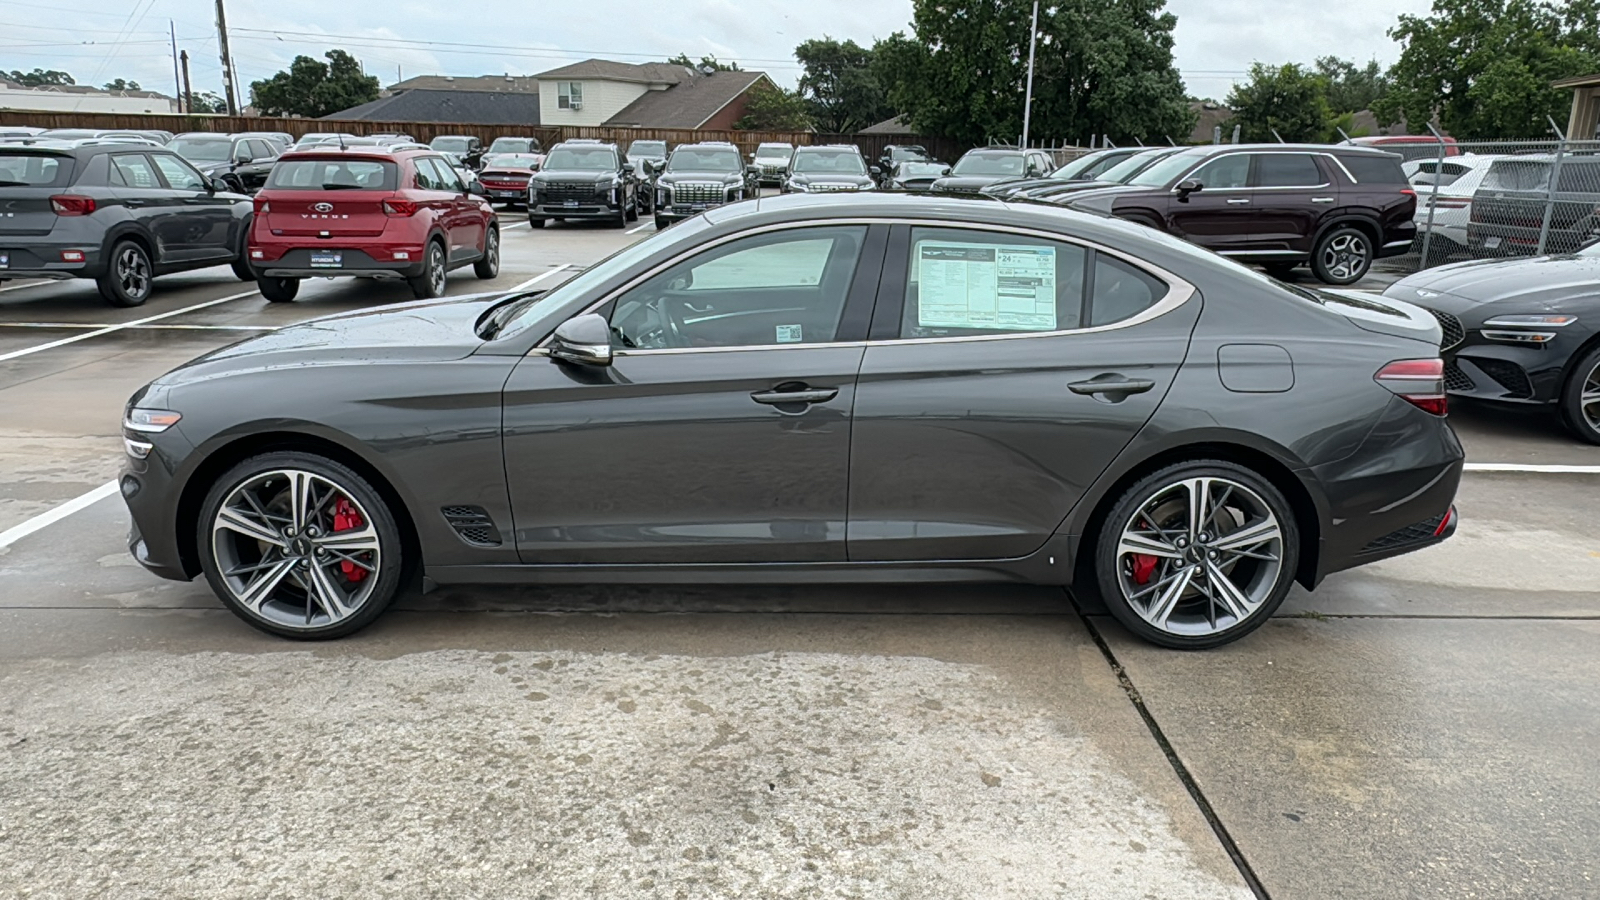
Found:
[796,144,862,153]
[277,146,425,160]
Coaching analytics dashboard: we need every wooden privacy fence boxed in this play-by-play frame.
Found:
[0,110,974,161]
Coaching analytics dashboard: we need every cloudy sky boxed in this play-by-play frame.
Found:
[3,0,1433,103]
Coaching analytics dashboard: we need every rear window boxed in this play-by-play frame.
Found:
[0,153,73,187]
[1482,160,1550,192]
[1556,161,1600,194]
[1340,155,1407,185]
[167,137,232,162]
[267,158,398,191]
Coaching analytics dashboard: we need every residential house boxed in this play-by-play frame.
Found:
[323,75,541,125]
[0,80,177,114]
[533,59,771,130]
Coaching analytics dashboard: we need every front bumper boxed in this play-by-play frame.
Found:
[529,193,623,220]
[120,419,197,583]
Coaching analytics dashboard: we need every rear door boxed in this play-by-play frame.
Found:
[1166,152,1256,254]
[258,156,396,239]
[847,224,1199,562]
[149,152,235,261]
[1248,152,1334,254]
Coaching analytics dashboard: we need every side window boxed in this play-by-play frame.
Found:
[606,225,867,350]
[150,154,207,191]
[1190,154,1250,190]
[248,140,274,160]
[1088,254,1168,327]
[1341,155,1408,185]
[900,227,1088,339]
[413,159,441,190]
[1254,153,1324,187]
[109,153,161,189]
[1556,162,1600,194]
[431,158,464,192]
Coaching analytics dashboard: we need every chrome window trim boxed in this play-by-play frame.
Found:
[1168,150,1347,192]
[535,217,1197,356]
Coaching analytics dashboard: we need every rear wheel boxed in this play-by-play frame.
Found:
[257,276,299,303]
[408,240,447,299]
[197,451,404,640]
[1311,225,1373,285]
[1094,460,1300,649]
[654,215,669,231]
[96,240,153,307]
[528,216,546,229]
[474,227,500,280]
[230,220,255,281]
[1559,346,1600,445]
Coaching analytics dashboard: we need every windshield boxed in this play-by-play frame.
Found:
[483,154,541,169]
[1099,150,1177,183]
[792,149,867,175]
[666,147,741,173]
[951,153,1025,176]
[0,153,73,187]
[1578,238,1600,257]
[431,137,473,153]
[266,158,398,191]
[896,161,946,177]
[627,141,667,159]
[1049,152,1116,181]
[1126,150,1208,187]
[543,147,618,171]
[167,138,233,162]
[755,145,792,159]
[488,138,534,154]
[889,146,928,161]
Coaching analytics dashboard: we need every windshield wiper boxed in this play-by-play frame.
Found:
[476,290,550,339]
[318,183,365,190]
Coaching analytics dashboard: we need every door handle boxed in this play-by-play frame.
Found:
[751,387,838,406]
[1225,198,1251,205]
[124,199,146,207]
[1311,196,1335,204]
[1068,378,1156,397]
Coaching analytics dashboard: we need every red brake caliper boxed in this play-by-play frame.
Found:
[1130,554,1159,586]
[331,498,367,583]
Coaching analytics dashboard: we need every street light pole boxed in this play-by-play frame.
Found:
[1021,0,1040,148]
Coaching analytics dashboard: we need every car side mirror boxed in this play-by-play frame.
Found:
[207,175,225,193]
[548,313,613,367]
[870,165,882,176]
[622,162,635,174]
[1175,179,1201,201]
[940,166,952,176]
[468,179,487,197]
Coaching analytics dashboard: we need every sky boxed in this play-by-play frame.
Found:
[0,0,1436,104]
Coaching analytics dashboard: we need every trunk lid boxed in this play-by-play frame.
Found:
[258,155,399,238]
[1316,288,1442,345]
[0,150,75,236]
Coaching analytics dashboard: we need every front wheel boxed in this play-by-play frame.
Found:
[1311,225,1373,285]
[1093,460,1300,650]
[197,452,405,640]
[408,241,447,299]
[473,227,500,280]
[1560,346,1600,445]
[257,276,299,302]
[528,216,546,229]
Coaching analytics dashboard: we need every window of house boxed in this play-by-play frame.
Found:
[558,82,583,110]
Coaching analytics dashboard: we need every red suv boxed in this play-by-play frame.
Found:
[247,148,498,302]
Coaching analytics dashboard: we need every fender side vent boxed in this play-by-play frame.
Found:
[442,505,501,547]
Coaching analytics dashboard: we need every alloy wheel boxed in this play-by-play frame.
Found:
[486,229,498,270]
[429,245,446,294]
[1115,476,1285,637]
[117,246,151,299]
[1581,360,1600,434]
[210,469,383,630]
[1320,232,1369,281]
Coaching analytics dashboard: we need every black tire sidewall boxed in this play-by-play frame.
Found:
[1093,459,1301,650]
[257,276,298,302]
[409,241,446,299]
[1560,346,1600,445]
[1312,226,1373,285]
[99,240,151,307]
[196,451,404,640]
[474,226,499,279]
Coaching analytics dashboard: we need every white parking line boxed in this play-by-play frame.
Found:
[1464,462,1600,474]
[0,322,273,332]
[0,288,261,363]
[625,222,655,235]
[503,220,530,229]
[508,265,571,293]
[0,279,53,294]
[0,480,118,551]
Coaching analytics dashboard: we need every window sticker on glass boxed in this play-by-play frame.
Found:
[776,324,803,343]
[916,242,1057,331]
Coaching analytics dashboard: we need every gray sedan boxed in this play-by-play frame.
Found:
[120,195,1463,649]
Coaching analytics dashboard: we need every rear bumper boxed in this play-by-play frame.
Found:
[254,247,424,280]
[0,241,105,279]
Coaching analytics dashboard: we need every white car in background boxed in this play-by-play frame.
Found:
[1405,154,1505,262]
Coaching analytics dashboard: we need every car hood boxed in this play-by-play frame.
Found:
[1059,184,1149,212]
[932,175,1009,191]
[659,170,743,183]
[155,294,499,388]
[533,169,614,182]
[790,174,875,186]
[982,175,1071,195]
[1386,255,1600,310]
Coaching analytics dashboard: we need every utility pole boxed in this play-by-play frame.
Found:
[180,51,193,115]
[215,0,238,115]
[1021,0,1040,147]
[169,20,182,112]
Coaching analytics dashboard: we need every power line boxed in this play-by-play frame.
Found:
[228,28,806,67]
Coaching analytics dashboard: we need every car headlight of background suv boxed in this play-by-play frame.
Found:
[1481,314,1578,344]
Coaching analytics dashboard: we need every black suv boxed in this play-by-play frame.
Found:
[527,140,638,228]
[981,146,1142,198]
[931,147,1055,194]
[167,133,281,193]
[653,142,755,230]
[1060,143,1416,285]
[782,145,878,194]
[0,141,253,306]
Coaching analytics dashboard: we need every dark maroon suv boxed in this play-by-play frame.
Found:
[1058,143,1416,284]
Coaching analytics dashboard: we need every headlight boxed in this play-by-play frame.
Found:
[1483,314,1577,328]
[1481,314,1577,344]
[790,182,808,192]
[125,408,181,433]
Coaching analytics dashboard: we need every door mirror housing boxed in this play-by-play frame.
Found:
[869,165,882,176]
[622,161,635,174]
[548,313,614,367]
[1175,179,1202,201]
[207,175,226,193]
[467,179,487,197]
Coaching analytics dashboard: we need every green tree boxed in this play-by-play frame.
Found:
[1225,62,1334,142]
[734,82,814,130]
[873,0,1193,147]
[793,37,890,133]
[189,91,227,114]
[1314,57,1389,114]
[4,68,74,87]
[249,50,379,118]
[103,78,141,91]
[1377,0,1600,138]
[663,53,740,72]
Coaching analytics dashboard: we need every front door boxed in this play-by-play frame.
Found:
[148,153,235,262]
[848,225,1199,561]
[1167,152,1257,254]
[107,152,184,265]
[502,223,883,564]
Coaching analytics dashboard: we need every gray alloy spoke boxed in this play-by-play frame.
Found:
[1219,545,1280,562]
[1184,478,1209,542]
[225,554,288,578]
[1206,484,1235,531]
[1210,517,1281,553]
[304,561,353,622]
[289,471,317,532]
[1119,531,1184,559]
[235,557,298,612]
[215,506,286,547]
[314,525,380,553]
[241,489,290,528]
[324,548,376,572]
[1141,566,1197,629]
[1202,560,1254,621]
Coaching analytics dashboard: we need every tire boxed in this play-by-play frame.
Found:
[474,226,500,280]
[654,216,669,231]
[528,216,545,229]
[625,195,639,222]
[230,219,255,281]
[1310,225,1373,285]
[407,240,447,299]
[96,239,154,307]
[196,451,405,640]
[616,202,628,228]
[1263,262,1298,279]
[1093,460,1301,650]
[256,276,299,303]
[1559,345,1600,445]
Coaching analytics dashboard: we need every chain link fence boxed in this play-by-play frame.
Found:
[1377,137,1600,275]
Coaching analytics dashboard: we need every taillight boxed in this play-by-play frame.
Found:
[49,195,96,216]
[1375,358,1447,416]
[1400,188,1416,198]
[253,195,270,214]
[382,198,419,217]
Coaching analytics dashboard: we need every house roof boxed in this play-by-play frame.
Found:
[533,59,695,85]
[0,80,171,100]
[322,89,540,125]
[384,74,540,94]
[861,115,914,135]
[603,70,768,129]
[1553,73,1600,90]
